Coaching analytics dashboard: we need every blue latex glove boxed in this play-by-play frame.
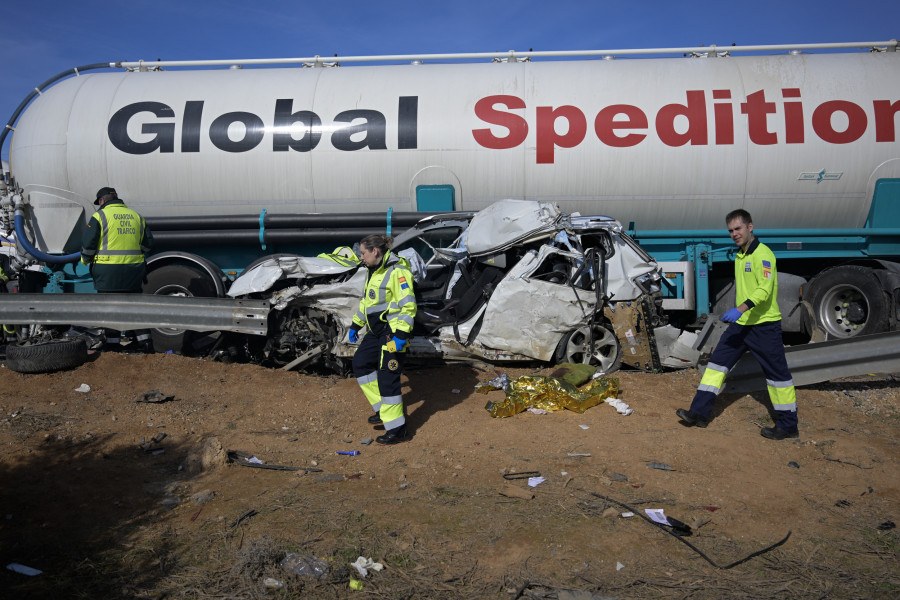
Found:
[386,336,407,353]
[348,329,359,343]
[721,308,743,323]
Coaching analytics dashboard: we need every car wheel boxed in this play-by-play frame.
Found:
[555,325,621,374]
[5,339,88,374]
[804,266,888,339]
[143,264,220,354]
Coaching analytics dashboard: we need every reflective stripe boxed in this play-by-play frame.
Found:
[707,362,730,375]
[357,371,378,386]
[394,295,415,309]
[393,314,414,327]
[383,415,406,429]
[698,383,721,395]
[366,302,390,314]
[381,394,403,406]
[766,378,795,388]
[371,401,383,412]
[772,402,797,412]
[82,248,97,257]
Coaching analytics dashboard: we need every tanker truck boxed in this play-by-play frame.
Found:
[0,40,899,366]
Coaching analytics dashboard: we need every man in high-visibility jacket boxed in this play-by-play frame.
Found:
[676,209,799,440]
[81,187,154,351]
[348,234,417,445]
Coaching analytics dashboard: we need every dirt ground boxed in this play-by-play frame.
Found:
[0,351,897,599]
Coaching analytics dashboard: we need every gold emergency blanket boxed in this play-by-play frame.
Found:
[484,375,619,418]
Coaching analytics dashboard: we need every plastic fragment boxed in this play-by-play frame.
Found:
[349,579,363,590]
[646,462,675,471]
[281,553,329,580]
[74,384,91,393]
[263,578,283,590]
[6,563,42,576]
[616,562,625,571]
[351,556,384,577]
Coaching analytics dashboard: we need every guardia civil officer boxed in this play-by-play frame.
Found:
[81,187,154,352]
[676,209,799,440]
[348,234,417,445]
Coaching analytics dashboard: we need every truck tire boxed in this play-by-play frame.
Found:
[5,339,88,374]
[554,324,621,375]
[804,266,889,339]
[143,264,219,354]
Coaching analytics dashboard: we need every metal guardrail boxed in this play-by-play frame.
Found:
[722,330,900,393]
[0,294,269,335]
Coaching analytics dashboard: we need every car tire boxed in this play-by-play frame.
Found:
[803,266,889,339]
[5,339,88,374]
[554,324,621,374]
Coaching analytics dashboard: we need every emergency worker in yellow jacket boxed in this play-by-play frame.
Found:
[81,187,154,351]
[348,234,417,445]
[676,209,799,440]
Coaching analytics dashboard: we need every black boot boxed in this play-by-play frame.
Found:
[376,425,408,445]
[367,413,383,425]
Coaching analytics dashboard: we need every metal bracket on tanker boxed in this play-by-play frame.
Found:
[302,55,340,68]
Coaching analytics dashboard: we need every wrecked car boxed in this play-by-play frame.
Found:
[227,199,698,374]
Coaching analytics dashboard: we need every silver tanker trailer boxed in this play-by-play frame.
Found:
[0,40,899,369]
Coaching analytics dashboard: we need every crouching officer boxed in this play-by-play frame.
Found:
[348,234,417,445]
[81,187,154,352]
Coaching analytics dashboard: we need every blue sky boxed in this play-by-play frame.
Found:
[2,0,897,160]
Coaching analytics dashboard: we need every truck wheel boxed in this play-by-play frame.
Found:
[554,325,621,374]
[5,339,88,374]
[143,264,219,354]
[804,266,889,339]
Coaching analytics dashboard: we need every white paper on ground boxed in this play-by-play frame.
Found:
[644,508,671,525]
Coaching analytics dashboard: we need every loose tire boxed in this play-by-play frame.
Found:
[143,264,219,354]
[804,266,889,339]
[554,324,621,374]
[5,339,88,374]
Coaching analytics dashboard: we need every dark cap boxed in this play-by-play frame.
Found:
[94,187,117,205]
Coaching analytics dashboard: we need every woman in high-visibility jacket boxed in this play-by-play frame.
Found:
[348,234,417,445]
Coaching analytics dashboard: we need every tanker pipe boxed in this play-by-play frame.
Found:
[13,209,80,264]
[146,211,443,231]
[0,63,111,151]
[152,227,397,247]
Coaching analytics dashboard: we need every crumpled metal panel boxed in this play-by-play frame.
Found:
[465,199,561,256]
[227,256,358,296]
[479,277,595,361]
[485,375,619,418]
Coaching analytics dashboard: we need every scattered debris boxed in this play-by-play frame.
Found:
[601,507,618,518]
[337,450,360,456]
[876,521,896,531]
[616,561,625,571]
[788,461,800,469]
[604,397,634,415]
[74,384,90,393]
[610,473,628,482]
[503,471,541,480]
[621,512,634,518]
[350,556,384,577]
[579,424,590,430]
[568,452,591,457]
[6,563,42,576]
[280,553,329,580]
[135,390,175,403]
[861,486,874,496]
[835,499,852,507]
[349,579,363,590]
[360,437,373,445]
[227,450,321,472]
[527,476,546,487]
[263,577,283,590]
[527,407,549,415]
[474,373,511,393]
[229,509,258,528]
[647,462,675,471]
